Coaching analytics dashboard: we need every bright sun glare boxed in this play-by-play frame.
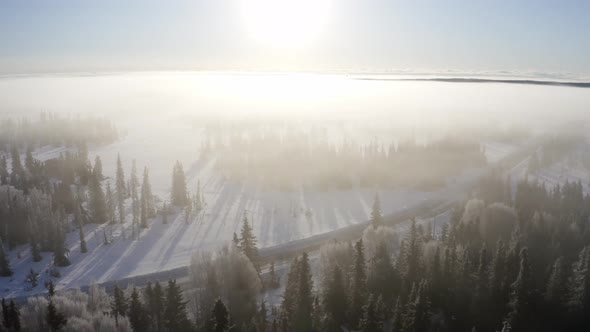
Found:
[240,0,333,49]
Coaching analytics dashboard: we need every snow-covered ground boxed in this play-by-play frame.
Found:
[0,132,517,299]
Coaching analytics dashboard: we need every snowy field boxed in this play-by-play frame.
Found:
[0,72,588,297]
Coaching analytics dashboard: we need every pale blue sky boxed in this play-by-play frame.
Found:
[1,0,589,76]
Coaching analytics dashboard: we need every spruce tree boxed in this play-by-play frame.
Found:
[293,253,313,332]
[209,298,230,332]
[9,299,20,332]
[88,171,107,223]
[111,284,128,326]
[162,202,168,224]
[47,279,56,297]
[171,161,188,206]
[567,245,590,327]
[359,294,382,332]
[164,279,192,331]
[146,281,165,331]
[10,146,23,186]
[350,239,367,329]
[46,300,67,332]
[53,223,70,267]
[506,248,532,330]
[105,181,116,224]
[232,232,240,248]
[239,214,259,268]
[258,301,268,332]
[324,265,348,328]
[367,242,397,305]
[131,160,139,239]
[30,236,42,262]
[0,156,8,185]
[369,192,383,228]
[141,166,155,218]
[116,153,126,223]
[0,239,13,276]
[2,298,10,330]
[128,287,148,332]
[93,156,103,180]
[79,223,87,253]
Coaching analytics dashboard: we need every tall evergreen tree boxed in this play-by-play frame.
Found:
[10,146,23,186]
[140,166,154,228]
[115,153,126,224]
[293,252,314,332]
[2,298,11,330]
[75,205,87,254]
[131,160,139,239]
[324,265,348,329]
[164,279,192,331]
[367,242,398,306]
[567,245,590,329]
[0,156,8,185]
[9,299,20,332]
[46,300,67,332]
[359,294,383,332]
[208,298,230,332]
[507,248,532,331]
[0,239,13,276]
[239,213,259,268]
[128,287,148,332]
[93,156,103,180]
[171,161,188,206]
[105,181,116,225]
[88,170,107,223]
[369,192,383,228]
[350,239,367,329]
[53,222,70,267]
[111,284,128,327]
[146,281,165,331]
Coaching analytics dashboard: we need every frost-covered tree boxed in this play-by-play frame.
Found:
[239,214,258,268]
[116,154,126,224]
[369,192,383,228]
[350,239,367,329]
[88,171,106,224]
[171,161,188,206]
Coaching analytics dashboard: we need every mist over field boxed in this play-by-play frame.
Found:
[1,1,590,331]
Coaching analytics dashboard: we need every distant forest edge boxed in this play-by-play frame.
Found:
[356,77,590,88]
[0,112,119,151]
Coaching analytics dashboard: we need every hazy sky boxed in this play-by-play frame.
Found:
[1,0,589,76]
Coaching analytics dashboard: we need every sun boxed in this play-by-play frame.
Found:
[240,0,333,49]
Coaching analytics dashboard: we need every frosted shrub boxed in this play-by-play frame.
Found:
[480,202,517,243]
[21,296,49,331]
[190,245,261,326]
[362,225,399,259]
[318,241,353,289]
[461,199,486,225]
[87,283,111,313]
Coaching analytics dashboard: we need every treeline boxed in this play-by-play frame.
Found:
[205,130,486,190]
[0,112,118,151]
[527,134,583,173]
